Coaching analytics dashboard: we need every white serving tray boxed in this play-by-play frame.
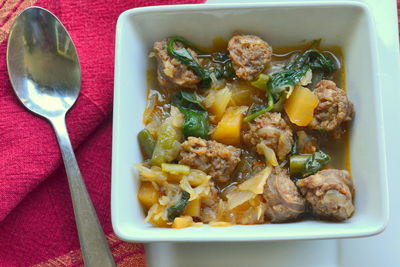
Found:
[145,0,400,265]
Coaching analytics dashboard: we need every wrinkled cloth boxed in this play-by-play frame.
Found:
[0,0,203,266]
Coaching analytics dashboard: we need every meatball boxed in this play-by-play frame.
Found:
[296,169,354,221]
[153,39,201,88]
[309,80,353,132]
[179,137,241,183]
[263,167,305,223]
[227,34,272,80]
[243,112,293,161]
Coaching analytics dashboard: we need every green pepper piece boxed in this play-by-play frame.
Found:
[151,121,180,166]
[289,154,311,176]
[167,190,190,221]
[168,37,211,88]
[138,129,155,158]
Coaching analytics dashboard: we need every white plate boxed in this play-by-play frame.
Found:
[146,0,400,265]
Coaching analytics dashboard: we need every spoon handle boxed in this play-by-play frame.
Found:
[49,115,116,267]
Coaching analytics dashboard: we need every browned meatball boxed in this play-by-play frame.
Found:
[263,167,305,223]
[296,169,354,221]
[227,35,272,80]
[309,80,353,131]
[243,112,293,161]
[179,137,241,183]
[153,39,201,88]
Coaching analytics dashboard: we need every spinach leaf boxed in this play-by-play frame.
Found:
[210,52,236,79]
[180,107,210,139]
[172,91,206,111]
[267,66,310,100]
[288,49,336,73]
[303,151,331,176]
[167,190,190,221]
[172,91,210,139]
[168,37,211,88]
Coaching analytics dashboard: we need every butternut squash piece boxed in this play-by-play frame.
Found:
[284,85,319,126]
[138,182,160,209]
[212,106,247,146]
[184,198,201,217]
[172,216,193,229]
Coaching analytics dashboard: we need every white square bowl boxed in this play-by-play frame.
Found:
[112,1,389,242]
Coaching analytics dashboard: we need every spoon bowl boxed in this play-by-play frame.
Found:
[7,7,81,118]
[7,7,115,267]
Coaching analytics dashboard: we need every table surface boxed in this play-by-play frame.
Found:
[145,0,400,266]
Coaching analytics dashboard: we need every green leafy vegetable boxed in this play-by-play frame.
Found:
[138,129,155,158]
[208,52,236,80]
[167,190,190,221]
[288,49,336,73]
[289,151,331,176]
[179,108,209,139]
[267,66,310,100]
[168,37,211,88]
[151,120,181,166]
[245,40,337,122]
[172,91,210,139]
[289,154,311,176]
[243,104,274,123]
[172,91,206,111]
[303,151,331,176]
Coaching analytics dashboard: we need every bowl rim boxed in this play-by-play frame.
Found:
[112,1,389,242]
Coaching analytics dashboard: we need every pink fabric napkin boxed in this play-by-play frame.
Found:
[0,0,203,266]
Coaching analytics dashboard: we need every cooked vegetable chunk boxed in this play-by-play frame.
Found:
[284,85,319,126]
[228,35,272,80]
[212,106,246,146]
[172,216,194,229]
[138,129,156,158]
[151,118,181,166]
[203,87,232,122]
[296,169,354,221]
[138,182,160,209]
[289,151,330,176]
[184,198,201,217]
[179,137,241,183]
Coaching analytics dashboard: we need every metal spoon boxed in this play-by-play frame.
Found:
[6,7,116,267]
